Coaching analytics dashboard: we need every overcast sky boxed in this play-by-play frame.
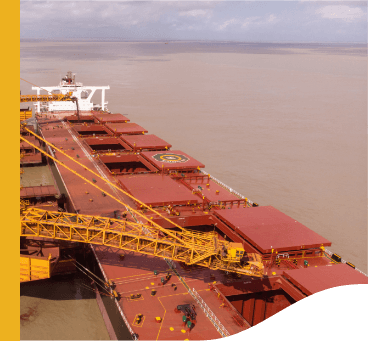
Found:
[20,1,367,42]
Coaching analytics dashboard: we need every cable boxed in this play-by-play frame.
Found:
[20,133,186,245]
[68,256,107,286]
[22,125,187,232]
[20,77,53,95]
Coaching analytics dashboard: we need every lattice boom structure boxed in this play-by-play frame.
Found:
[21,207,263,277]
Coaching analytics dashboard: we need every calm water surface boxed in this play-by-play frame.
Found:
[20,41,367,339]
[20,273,110,340]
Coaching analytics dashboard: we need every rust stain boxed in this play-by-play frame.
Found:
[20,307,37,322]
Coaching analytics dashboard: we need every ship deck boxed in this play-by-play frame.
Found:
[29,111,367,340]
[93,246,248,340]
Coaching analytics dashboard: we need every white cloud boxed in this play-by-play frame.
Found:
[20,1,217,29]
[299,0,368,6]
[218,18,239,31]
[217,14,278,32]
[179,9,211,18]
[241,16,261,29]
[268,14,277,23]
[241,15,278,30]
[316,5,365,22]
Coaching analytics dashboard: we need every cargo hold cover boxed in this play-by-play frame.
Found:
[120,134,172,151]
[141,150,205,171]
[283,264,368,295]
[214,206,331,254]
[117,174,199,207]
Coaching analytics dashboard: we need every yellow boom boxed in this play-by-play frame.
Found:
[21,206,264,277]
[20,92,74,103]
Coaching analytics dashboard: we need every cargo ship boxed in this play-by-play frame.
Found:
[20,72,368,340]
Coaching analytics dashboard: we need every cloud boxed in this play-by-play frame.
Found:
[218,18,239,31]
[20,1,217,30]
[316,5,365,22]
[299,0,368,6]
[179,9,212,18]
[20,1,367,42]
[217,14,278,32]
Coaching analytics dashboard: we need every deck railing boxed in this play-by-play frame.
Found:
[165,259,230,338]
[200,170,254,205]
[190,288,230,337]
[201,171,367,278]
[324,248,367,277]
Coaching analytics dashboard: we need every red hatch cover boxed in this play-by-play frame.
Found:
[141,150,205,171]
[20,153,43,164]
[214,206,331,254]
[283,264,368,296]
[94,113,130,123]
[20,185,58,198]
[84,137,131,152]
[184,177,239,203]
[66,114,95,123]
[117,174,199,207]
[20,138,40,149]
[106,123,148,135]
[120,134,172,151]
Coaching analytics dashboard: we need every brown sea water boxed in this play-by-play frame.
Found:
[20,273,110,340]
[20,41,367,337]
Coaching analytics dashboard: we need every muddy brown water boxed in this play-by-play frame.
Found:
[20,273,110,340]
[20,41,367,339]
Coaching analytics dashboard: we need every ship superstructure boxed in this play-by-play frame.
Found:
[20,73,368,340]
[31,71,109,114]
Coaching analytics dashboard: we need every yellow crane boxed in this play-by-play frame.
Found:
[20,91,81,121]
[21,205,263,277]
[20,92,73,103]
[20,89,74,120]
[20,76,81,121]
[20,125,264,282]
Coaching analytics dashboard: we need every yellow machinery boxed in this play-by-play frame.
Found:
[20,92,73,103]
[20,125,264,280]
[20,90,81,120]
[226,242,245,259]
[20,108,32,121]
[20,254,52,282]
[20,206,263,277]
